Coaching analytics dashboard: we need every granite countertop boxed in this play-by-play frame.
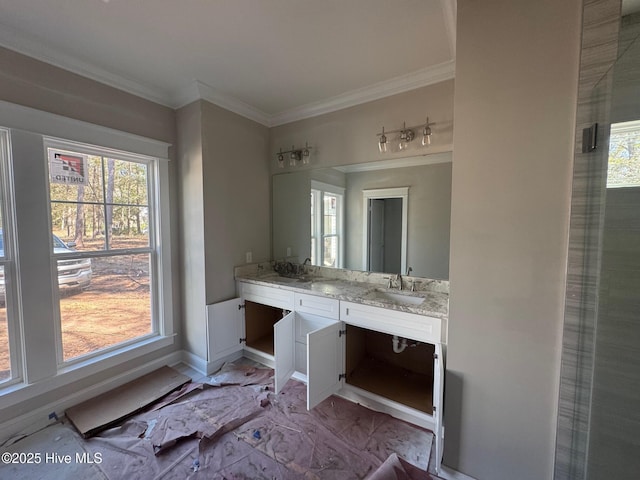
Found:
[235,270,449,320]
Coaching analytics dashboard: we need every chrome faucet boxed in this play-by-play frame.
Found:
[303,258,311,266]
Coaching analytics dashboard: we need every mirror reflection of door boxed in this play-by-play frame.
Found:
[367,198,402,273]
[362,187,408,274]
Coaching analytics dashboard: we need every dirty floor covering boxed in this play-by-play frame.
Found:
[1,363,435,479]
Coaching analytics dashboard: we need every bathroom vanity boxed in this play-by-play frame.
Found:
[206,265,448,473]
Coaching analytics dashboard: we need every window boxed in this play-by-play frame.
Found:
[0,129,19,384]
[46,140,159,363]
[608,120,640,188]
[311,181,344,268]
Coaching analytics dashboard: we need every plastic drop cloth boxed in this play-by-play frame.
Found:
[81,363,433,479]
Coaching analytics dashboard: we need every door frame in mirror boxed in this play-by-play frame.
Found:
[362,187,408,274]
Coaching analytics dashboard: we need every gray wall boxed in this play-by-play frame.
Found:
[176,101,206,358]
[272,170,312,261]
[201,100,271,305]
[269,81,455,173]
[345,162,451,279]
[0,47,181,423]
[446,1,582,480]
[177,100,271,362]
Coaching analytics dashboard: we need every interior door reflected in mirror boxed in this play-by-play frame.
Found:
[271,152,452,279]
[364,188,408,275]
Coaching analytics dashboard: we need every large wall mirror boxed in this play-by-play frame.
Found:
[272,152,452,279]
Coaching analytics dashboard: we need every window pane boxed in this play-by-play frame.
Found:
[58,254,152,361]
[323,193,338,235]
[49,154,104,203]
[49,153,150,252]
[109,206,150,249]
[608,125,640,187]
[110,159,149,207]
[323,236,338,267]
[53,202,107,251]
[0,265,9,382]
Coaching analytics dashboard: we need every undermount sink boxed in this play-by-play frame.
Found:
[367,288,425,306]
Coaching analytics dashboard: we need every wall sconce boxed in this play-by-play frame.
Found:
[377,117,435,152]
[276,142,312,168]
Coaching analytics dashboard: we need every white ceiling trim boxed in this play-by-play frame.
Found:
[268,60,456,127]
[0,21,455,128]
[0,21,174,108]
[174,81,272,126]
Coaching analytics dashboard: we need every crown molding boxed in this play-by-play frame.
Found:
[268,59,456,127]
[0,21,175,108]
[0,20,455,127]
[174,81,272,126]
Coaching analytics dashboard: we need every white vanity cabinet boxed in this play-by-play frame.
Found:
[206,283,294,368]
[209,281,446,472]
[339,301,446,472]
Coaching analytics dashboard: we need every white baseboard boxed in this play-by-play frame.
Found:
[180,349,208,376]
[0,350,183,445]
[179,349,246,377]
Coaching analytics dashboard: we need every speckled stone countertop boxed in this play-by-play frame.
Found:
[234,263,449,320]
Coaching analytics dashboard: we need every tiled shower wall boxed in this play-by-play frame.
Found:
[554,0,621,478]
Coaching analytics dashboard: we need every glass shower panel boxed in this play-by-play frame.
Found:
[586,22,640,480]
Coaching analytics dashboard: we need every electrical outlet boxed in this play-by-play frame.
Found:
[246,251,252,263]
[286,247,292,257]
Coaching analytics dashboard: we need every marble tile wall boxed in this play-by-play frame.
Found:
[554,1,622,478]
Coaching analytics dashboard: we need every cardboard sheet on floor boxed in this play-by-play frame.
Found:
[66,366,191,438]
[367,453,434,480]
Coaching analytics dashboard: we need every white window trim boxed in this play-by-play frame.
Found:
[362,187,409,274]
[0,128,22,387]
[0,101,174,402]
[311,181,345,268]
[43,138,170,366]
[0,100,170,160]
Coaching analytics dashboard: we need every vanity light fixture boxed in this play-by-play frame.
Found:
[276,142,312,168]
[376,116,435,152]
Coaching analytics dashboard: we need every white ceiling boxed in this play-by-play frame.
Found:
[0,0,456,126]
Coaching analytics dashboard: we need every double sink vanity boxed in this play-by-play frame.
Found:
[206,262,449,472]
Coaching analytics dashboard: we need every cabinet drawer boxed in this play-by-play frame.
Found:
[294,292,340,319]
[295,311,338,344]
[340,301,443,344]
[241,282,294,310]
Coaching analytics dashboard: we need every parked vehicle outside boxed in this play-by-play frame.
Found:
[0,230,92,304]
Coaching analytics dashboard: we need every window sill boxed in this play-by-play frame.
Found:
[0,334,175,409]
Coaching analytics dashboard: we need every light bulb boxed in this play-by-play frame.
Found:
[399,131,407,150]
[378,127,388,153]
[421,126,432,146]
[422,117,432,146]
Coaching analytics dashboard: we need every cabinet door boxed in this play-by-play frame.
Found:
[274,311,295,394]
[434,342,445,474]
[206,298,244,362]
[307,321,344,410]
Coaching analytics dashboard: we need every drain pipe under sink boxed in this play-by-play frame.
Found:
[392,335,408,353]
